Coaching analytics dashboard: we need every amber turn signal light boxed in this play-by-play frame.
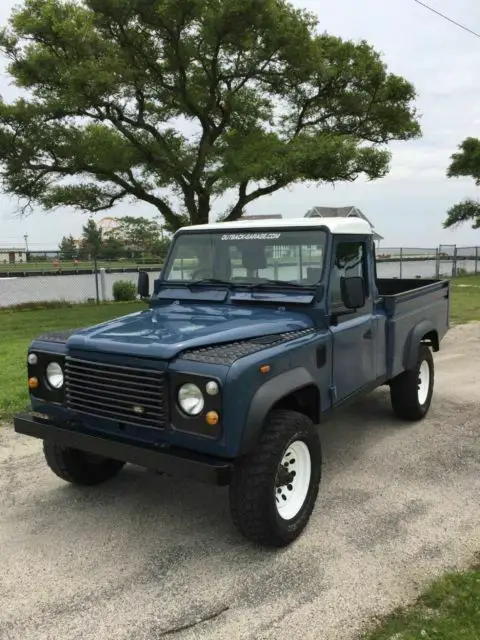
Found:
[259,364,271,374]
[205,411,219,426]
[28,377,39,390]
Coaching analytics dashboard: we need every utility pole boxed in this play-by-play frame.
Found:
[24,234,29,254]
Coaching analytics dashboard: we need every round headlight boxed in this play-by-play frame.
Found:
[46,362,64,390]
[178,383,204,416]
[28,352,38,366]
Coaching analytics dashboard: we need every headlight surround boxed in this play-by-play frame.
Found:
[178,383,204,416]
[46,361,64,390]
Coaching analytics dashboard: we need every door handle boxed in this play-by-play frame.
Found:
[363,329,373,339]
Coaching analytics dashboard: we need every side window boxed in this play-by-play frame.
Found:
[330,241,367,306]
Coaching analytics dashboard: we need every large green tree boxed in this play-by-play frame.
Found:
[81,218,103,258]
[444,137,480,230]
[106,215,171,258]
[0,0,421,230]
[58,234,77,259]
[110,216,162,253]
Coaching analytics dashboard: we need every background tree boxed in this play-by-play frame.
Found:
[109,216,163,255]
[81,218,103,260]
[0,0,421,230]
[150,236,172,260]
[104,215,171,259]
[443,137,480,230]
[58,234,77,260]
[101,234,127,261]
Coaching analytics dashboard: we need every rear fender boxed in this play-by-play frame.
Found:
[403,321,439,370]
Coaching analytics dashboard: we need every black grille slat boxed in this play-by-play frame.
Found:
[67,388,164,411]
[67,356,161,375]
[65,356,166,430]
[67,362,160,384]
[69,406,163,429]
[65,369,161,392]
[66,395,162,423]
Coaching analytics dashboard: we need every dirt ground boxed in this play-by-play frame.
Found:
[0,323,479,640]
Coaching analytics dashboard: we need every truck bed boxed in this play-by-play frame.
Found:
[377,278,449,314]
[377,277,441,296]
[376,278,450,379]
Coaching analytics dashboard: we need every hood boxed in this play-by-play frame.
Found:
[67,302,313,360]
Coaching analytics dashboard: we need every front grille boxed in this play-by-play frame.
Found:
[65,356,166,429]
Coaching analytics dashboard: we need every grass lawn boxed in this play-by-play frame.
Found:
[0,302,144,420]
[364,561,480,639]
[448,274,480,325]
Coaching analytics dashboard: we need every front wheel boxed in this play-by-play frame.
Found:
[229,410,322,547]
[390,344,434,421]
[43,441,125,486]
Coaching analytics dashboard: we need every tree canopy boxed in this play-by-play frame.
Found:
[444,137,480,230]
[0,0,421,229]
[110,216,165,253]
[58,234,77,260]
[58,215,170,260]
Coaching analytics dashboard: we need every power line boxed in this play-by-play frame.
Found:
[412,0,480,39]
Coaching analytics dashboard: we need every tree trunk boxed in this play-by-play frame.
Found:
[197,193,211,225]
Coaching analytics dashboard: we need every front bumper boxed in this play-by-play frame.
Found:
[14,413,232,486]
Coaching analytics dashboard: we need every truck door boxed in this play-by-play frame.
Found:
[328,236,376,403]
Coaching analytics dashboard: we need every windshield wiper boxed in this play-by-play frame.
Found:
[185,278,315,291]
[188,278,232,287]
[248,279,314,290]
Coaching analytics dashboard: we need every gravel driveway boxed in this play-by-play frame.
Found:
[1,323,479,640]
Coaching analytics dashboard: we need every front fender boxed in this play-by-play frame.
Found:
[238,367,317,456]
[403,320,438,370]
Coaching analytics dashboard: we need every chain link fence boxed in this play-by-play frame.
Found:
[376,246,479,279]
[0,245,478,309]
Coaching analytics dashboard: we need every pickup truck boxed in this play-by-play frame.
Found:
[14,216,449,547]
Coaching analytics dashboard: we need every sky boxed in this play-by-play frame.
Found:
[0,0,479,250]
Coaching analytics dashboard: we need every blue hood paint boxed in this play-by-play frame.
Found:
[67,302,313,360]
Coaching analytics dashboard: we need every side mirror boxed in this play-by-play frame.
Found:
[340,276,365,309]
[137,271,150,298]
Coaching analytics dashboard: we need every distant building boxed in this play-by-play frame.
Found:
[0,248,27,264]
[304,206,383,244]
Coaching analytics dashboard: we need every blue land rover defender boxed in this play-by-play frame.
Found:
[14,216,449,546]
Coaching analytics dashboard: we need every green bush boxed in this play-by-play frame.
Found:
[112,280,137,301]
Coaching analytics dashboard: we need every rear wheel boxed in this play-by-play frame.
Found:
[229,410,322,547]
[43,441,125,486]
[390,344,434,421]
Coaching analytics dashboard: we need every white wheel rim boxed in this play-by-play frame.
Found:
[417,360,430,405]
[275,440,311,521]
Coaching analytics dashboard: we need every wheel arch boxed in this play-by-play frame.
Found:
[403,320,439,371]
[239,368,320,456]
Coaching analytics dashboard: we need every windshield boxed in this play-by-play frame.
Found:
[162,229,327,286]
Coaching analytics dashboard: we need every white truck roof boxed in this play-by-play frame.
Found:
[183,217,372,235]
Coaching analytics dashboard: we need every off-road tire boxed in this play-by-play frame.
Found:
[390,344,434,421]
[43,441,125,486]
[229,410,322,547]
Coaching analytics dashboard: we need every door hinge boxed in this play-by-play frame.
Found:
[329,385,337,403]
